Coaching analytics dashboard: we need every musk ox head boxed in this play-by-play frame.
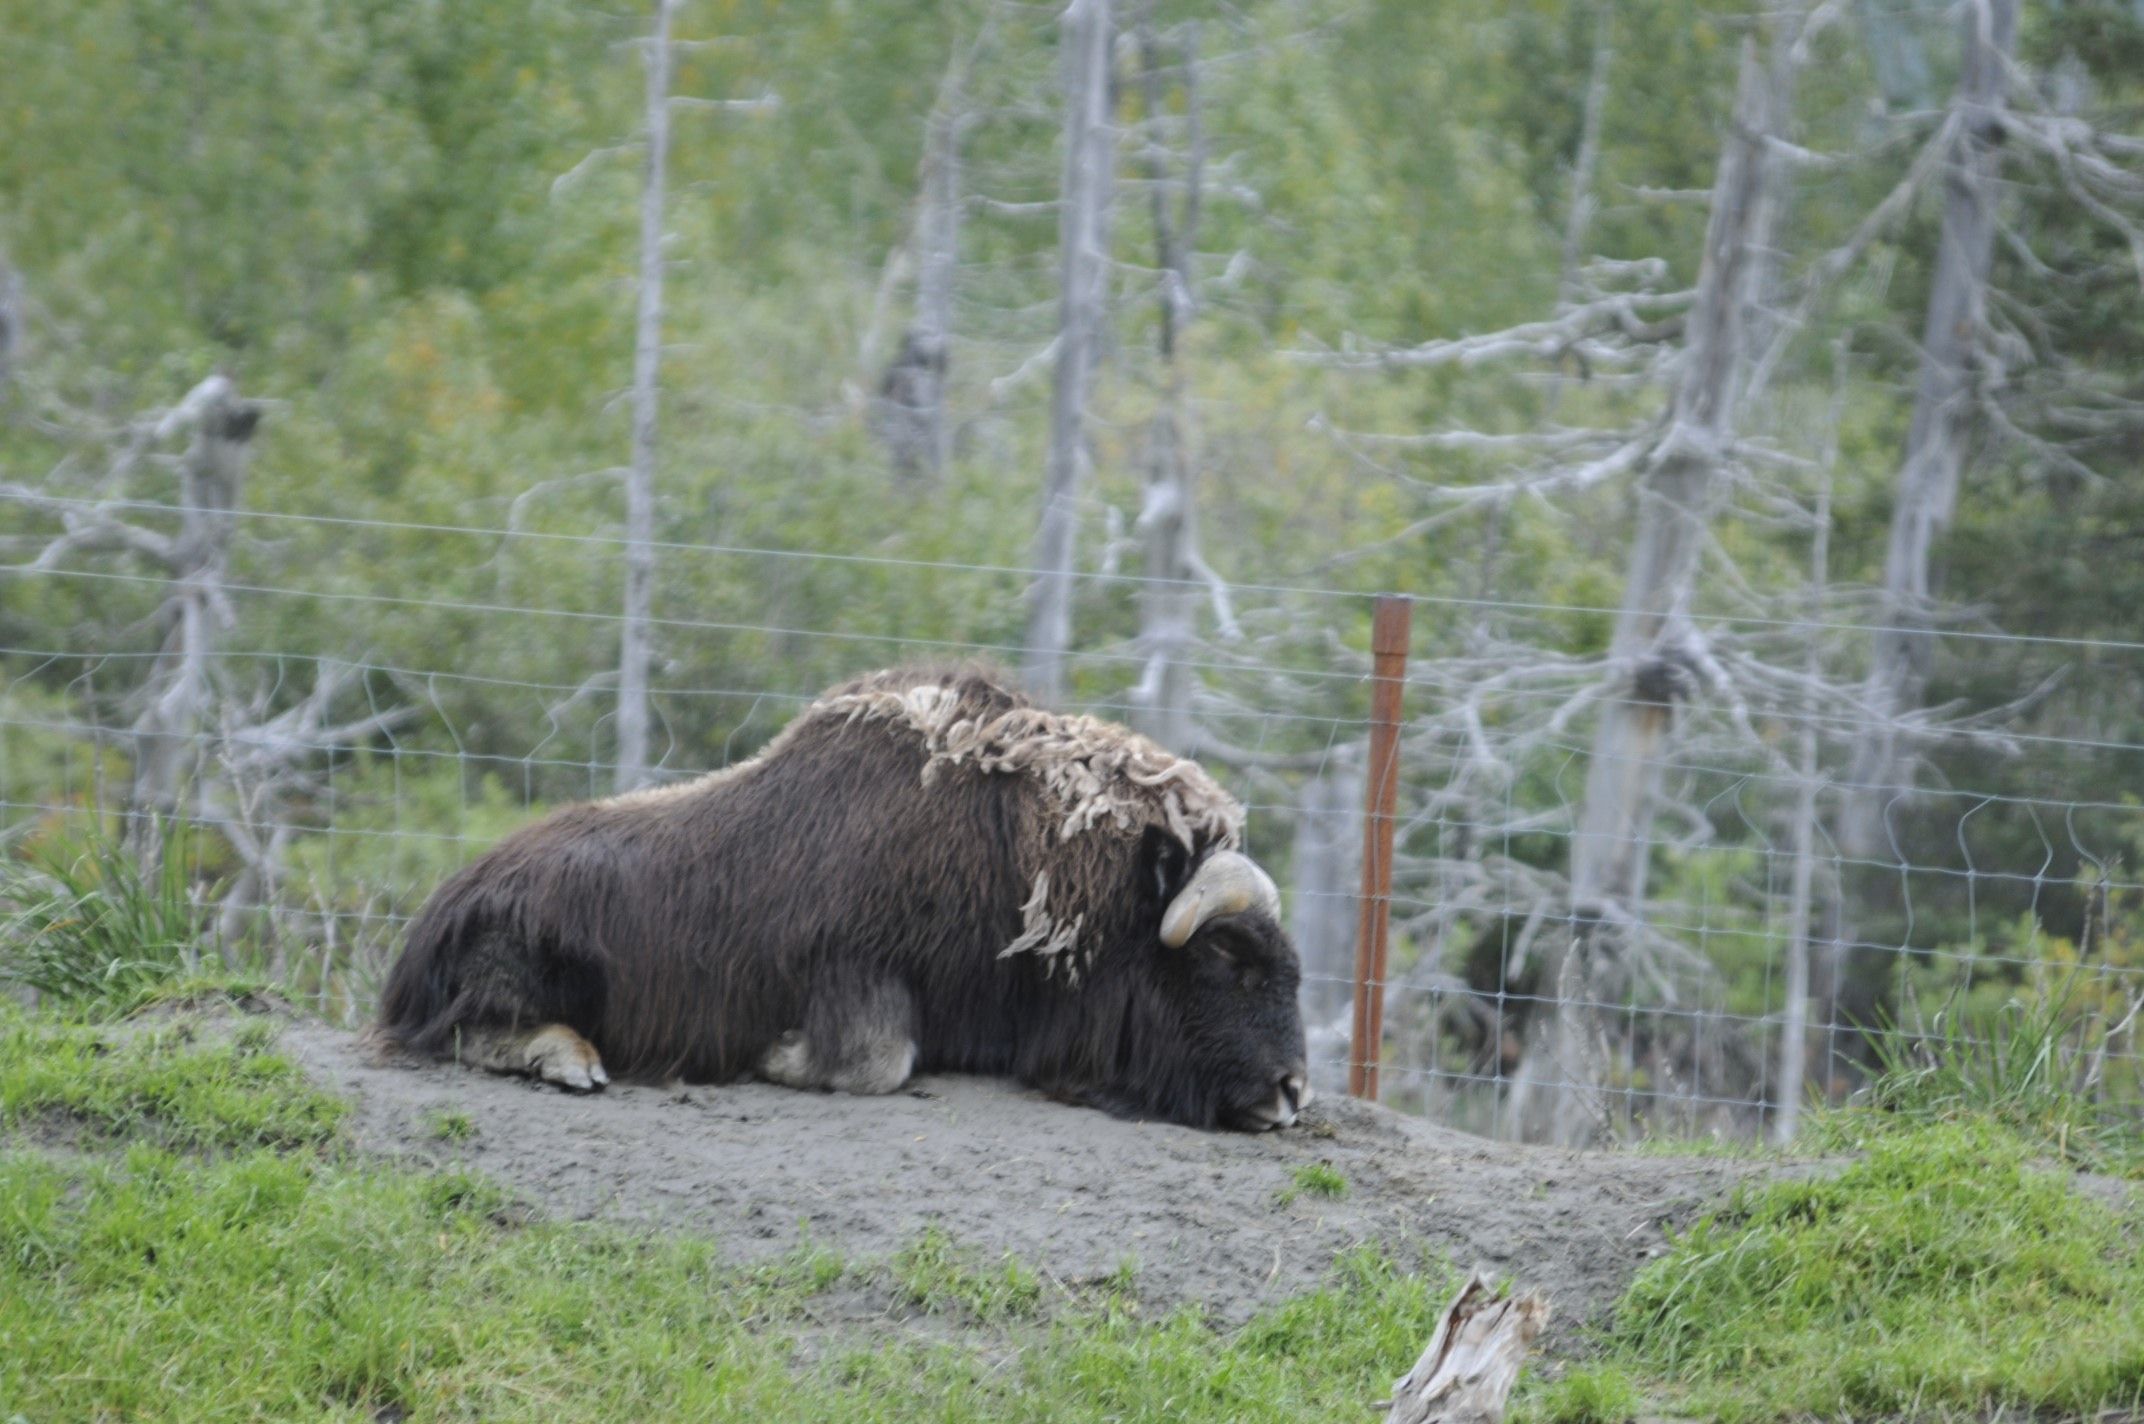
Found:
[1141,838,1310,1130]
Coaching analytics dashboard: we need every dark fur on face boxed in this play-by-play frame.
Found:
[377,664,1309,1129]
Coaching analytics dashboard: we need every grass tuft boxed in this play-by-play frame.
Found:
[889,1224,1044,1322]
[428,1108,477,1143]
[1827,973,2144,1175]
[0,821,215,1017]
[1523,1364,1640,1424]
[1277,1160,1349,1206]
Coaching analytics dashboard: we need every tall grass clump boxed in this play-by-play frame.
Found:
[1830,968,2144,1175]
[0,821,215,1015]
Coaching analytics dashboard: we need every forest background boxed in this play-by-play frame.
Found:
[4,0,2142,1146]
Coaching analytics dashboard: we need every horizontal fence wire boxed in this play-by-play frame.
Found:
[5,505,2142,1146]
[17,494,2144,653]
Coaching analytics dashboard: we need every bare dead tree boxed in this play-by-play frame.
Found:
[0,253,19,399]
[1,375,274,843]
[1558,6,1615,310]
[3,377,412,946]
[873,25,991,482]
[1126,9,1205,749]
[1291,745,1363,1089]
[1517,31,1805,1145]
[594,1,776,790]
[1023,0,1117,703]
[1776,345,1846,1144]
[1840,0,2018,859]
[207,660,415,954]
[1291,9,1844,1143]
[613,0,677,795]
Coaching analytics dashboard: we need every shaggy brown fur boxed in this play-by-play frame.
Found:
[377,664,1308,1129]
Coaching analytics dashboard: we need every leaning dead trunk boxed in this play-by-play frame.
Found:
[1023,0,1116,704]
[1512,30,1799,1145]
[1839,0,2017,858]
[614,0,675,794]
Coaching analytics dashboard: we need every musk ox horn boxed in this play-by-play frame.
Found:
[1159,851,1281,948]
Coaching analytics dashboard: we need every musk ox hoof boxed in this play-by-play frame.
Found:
[522,1024,610,1092]
[757,1029,813,1088]
[756,1026,917,1096]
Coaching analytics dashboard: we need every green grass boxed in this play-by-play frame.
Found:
[1523,1364,1641,1424]
[0,1146,1462,1422]
[1276,1161,1349,1205]
[889,1224,1046,1322]
[10,858,2141,1424]
[0,1006,346,1152]
[1608,1120,2144,1422]
[0,1006,1461,1422]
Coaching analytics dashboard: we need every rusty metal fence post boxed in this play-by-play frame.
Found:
[1349,594,1412,1100]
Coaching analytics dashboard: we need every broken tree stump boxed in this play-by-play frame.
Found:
[1383,1267,1550,1424]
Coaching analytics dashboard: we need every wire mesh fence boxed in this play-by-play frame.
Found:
[5,494,2142,1147]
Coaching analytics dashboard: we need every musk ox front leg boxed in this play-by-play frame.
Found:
[461,1022,611,1092]
[756,974,917,1096]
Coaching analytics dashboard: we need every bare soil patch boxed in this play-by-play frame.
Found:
[276,1018,1799,1337]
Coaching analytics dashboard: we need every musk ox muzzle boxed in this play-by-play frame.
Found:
[376,664,1313,1131]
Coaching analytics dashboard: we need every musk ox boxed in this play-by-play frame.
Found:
[377,665,1311,1130]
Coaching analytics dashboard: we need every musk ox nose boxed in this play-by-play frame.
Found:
[1237,1068,1311,1131]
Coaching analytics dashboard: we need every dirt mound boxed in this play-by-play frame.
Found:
[277,1019,1795,1335]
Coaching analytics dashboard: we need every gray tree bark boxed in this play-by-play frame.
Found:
[1839,0,2017,859]
[127,376,262,851]
[1558,7,1614,309]
[1023,0,1116,704]
[615,0,675,794]
[1775,352,1845,1144]
[1130,12,1202,749]
[1292,748,1364,1090]
[1513,28,1801,1145]
[0,255,19,398]
[876,37,976,482]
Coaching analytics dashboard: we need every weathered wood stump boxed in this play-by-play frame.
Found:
[1383,1268,1549,1424]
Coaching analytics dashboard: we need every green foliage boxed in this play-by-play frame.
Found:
[1613,1121,2144,1421]
[0,820,214,1016]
